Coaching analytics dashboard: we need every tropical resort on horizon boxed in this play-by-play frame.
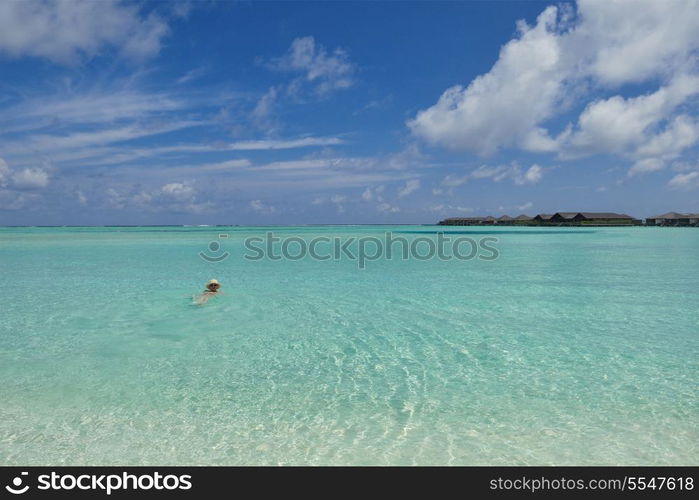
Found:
[438,211,699,227]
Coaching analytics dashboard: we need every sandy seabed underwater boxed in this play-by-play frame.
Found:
[0,225,697,465]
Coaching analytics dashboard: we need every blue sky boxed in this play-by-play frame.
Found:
[0,0,698,225]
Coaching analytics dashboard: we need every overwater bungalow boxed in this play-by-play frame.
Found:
[549,212,639,225]
[438,214,534,226]
[438,212,645,226]
[438,217,489,226]
[533,214,553,222]
[497,215,514,224]
[646,212,699,226]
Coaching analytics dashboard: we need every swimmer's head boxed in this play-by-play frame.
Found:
[206,279,221,292]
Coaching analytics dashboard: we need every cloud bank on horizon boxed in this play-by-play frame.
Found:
[0,0,697,224]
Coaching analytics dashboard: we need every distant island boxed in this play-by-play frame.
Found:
[438,212,699,227]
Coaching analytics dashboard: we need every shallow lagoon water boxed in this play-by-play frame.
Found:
[0,226,697,465]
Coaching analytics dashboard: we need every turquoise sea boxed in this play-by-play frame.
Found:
[0,226,697,465]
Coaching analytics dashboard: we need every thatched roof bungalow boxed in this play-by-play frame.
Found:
[646,212,699,226]
[533,214,553,222]
[549,212,638,225]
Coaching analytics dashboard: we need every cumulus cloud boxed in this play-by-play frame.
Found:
[377,202,400,213]
[558,74,699,159]
[0,159,51,190]
[397,179,420,198]
[522,164,543,184]
[161,182,195,202]
[361,185,384,202]
[409,6,566,156]
[409,0,699,177]
[12,167,50,189]
[270,36,356,97]
[578,0,699,85]
[0,0,169,64]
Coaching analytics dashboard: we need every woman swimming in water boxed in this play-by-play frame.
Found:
[193,279,222,305]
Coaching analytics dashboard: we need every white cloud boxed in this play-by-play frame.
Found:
[0,90,186,134]
[668,171,699,190]
[628,158,666,176]
[558,74,699,158]
[11,167,50,189]
[161,182,195,202]
[0,158,9,187]
[250,86,279,132]
[361,185,384,202]
[176,66,206,85]
[171,1,193,19]
[329,194,347,213]
[249,199,277,214]
[377,202,400,213]
[409,6,566,156]
[517,201,534,211]
[397,179,420,198]
[76,190,87,206]
[0,0,169,64]
[270,36,355,96]
[523,165,543,184]
[429,204,473,214]
[578,0,699,86]
[635,115,699,161]
[441,174,469,187]
[194,159,252,171]
[105,181,213,214]
[228,137,345,151]
[2,120,206,161]
[408,0,699,178]
[254,159,331,172]
[471,163,544,185]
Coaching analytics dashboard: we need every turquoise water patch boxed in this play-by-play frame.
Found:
[0,226,697,465]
